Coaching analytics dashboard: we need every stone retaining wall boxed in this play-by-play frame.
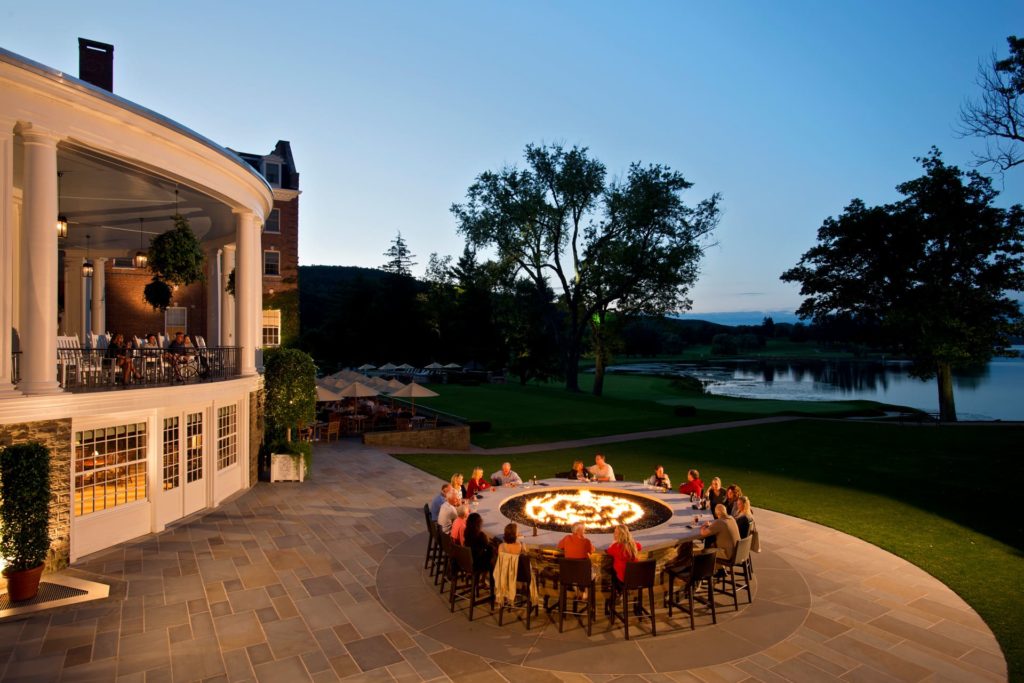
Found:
[363,425,470,451]
[0,419,73,573]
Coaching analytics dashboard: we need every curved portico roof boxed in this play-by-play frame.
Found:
[0,46,271,198]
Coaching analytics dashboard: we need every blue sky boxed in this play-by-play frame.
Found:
[2,1,1021,315]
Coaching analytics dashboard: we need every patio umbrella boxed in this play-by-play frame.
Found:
[316,385,343,402]
[395,363,415,371]
[386,378,406,391]
[357,363,376,371]
[388,381,439,415]
[443,362,462,369]
[424,362,445,370]
[378,362,398,371]
[336,381,379,398]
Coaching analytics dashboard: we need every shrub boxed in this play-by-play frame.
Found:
[0,442,52,572]
[710,333,739,355]
[467,420,492,433]
[264,348,317,442]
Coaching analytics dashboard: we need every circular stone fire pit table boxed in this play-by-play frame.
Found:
[469,479,720,610]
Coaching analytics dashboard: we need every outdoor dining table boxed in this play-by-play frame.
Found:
[410,416,427,429]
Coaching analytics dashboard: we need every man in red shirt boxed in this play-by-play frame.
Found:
[678,469,704,498]
[557,522,595,559]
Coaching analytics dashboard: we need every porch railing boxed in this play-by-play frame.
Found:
[54,346,241,393]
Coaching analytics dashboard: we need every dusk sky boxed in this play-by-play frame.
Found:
[3,1,1021,316]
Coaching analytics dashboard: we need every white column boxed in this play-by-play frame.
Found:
[206,249,220,346]
[253,229,263,371]
[0,119,18,396]
[18,126,62,394]
[90,257,106,336]
[235,211,257,376]
[220,244,235,348]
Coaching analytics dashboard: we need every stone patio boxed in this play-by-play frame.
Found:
[0,440,1007,682]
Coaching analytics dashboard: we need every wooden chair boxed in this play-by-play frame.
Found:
[325,420,341,442]
[448,544,493,621]
[608,559,657,640]
[716,536,753,610]
[497,553,537,629]
[666,549,717,629]
[422,504,444,575]
[556,558,595,636]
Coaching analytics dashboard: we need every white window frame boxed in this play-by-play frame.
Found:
[262,309,282,348]
[263,250,281,277]
[264,161,282,187]
[216,404,238,470]
[263,208,281,234]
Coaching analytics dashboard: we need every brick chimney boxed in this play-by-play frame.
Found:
[78,38,114,92]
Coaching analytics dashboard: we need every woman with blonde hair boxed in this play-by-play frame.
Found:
[465,467,490,498]
[570,459,590,481]
[450,473,466,500]
[733,495,755,538]
[606,524,642,587]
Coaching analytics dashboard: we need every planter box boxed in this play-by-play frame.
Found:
[270,453,306,482]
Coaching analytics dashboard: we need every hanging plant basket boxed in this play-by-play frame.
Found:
[147,214,205,287]
[143,278,173,311]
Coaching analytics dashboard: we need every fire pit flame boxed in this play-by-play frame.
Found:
[523,488,645,531]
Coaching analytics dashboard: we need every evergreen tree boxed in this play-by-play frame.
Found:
[381,231,417,276]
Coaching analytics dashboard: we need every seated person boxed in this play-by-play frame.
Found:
[465,467,491,498]
[464,513,493,571]
[725,484,743,515]
[437,489,461,534]
[105,333,140,383]
[558,522,595,559]
[733,495,755,538]
[606,525,643,614]
[570,459,591,481]
[700,504,741,562]
[587,453,616,482]
[491,462,523,487]
[450,504,469,544]
[429,483,451,521]
[164,331,192,376]
[497,523,524,556]
[450,473,466,500]
[678,469,704,498]
[645,465,671,489]
[704,477,727,511]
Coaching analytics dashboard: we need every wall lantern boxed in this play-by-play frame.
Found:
[81,233,94,278]
[56,171,68,239]
[133,217,148,268]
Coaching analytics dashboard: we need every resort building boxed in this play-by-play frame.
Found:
[0,41,273,566]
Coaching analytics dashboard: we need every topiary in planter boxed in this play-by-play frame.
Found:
[0,442,51,601]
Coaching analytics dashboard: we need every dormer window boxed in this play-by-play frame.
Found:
[264,161,281,187]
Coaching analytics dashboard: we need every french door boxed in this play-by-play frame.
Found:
[158,410,208,526]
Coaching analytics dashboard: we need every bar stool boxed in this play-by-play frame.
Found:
[608,559,657,640]
[497,554,538,629]
[448,544,493,620]
[666,549,718,629]
[716,536,753,610]
[556,558,595,636]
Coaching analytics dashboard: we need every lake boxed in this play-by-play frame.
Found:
[606,346,1024,421]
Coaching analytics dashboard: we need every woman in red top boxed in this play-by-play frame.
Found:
[465,467,491,498]
[606,524,642,585]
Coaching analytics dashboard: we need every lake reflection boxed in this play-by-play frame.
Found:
[606,347,1024,421]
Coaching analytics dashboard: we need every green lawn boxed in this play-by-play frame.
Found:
[394,420,1024,680]
[417,375,898,448]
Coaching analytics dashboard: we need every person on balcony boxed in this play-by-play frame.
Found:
[106,333,140,384]
[164,331,193,380]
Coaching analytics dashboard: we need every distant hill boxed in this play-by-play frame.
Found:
[675,310,801,326]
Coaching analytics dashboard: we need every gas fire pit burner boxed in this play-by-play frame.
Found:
[499,487,673,534]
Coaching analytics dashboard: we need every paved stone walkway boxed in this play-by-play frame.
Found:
[385,416,800,455]
[0,440,1007,682]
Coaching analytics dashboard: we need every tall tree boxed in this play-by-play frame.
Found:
[781,149,1024,421]
[959,35,1024,172]
[452,143,719,392]
[381,231,417,276]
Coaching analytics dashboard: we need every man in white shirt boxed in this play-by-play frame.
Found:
[491,462,523,487]
[587,453,616,482]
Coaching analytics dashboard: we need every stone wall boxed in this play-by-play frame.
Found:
[363,425,470,451]
[0,419,73,573]
[249,388,264,485]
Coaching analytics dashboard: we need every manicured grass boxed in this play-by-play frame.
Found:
[418,375,894,448]
[394,420,1024,680]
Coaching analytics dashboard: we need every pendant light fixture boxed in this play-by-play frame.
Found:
[133,217,148,268]
[56,171,68,239]
[81,234,94,278]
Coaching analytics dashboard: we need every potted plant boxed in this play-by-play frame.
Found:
[0,442,51,601]
[263,348,317,481]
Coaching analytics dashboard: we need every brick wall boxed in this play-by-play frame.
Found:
[0,419,73,573]
[104,263,209,340]
[262,196,298,296]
